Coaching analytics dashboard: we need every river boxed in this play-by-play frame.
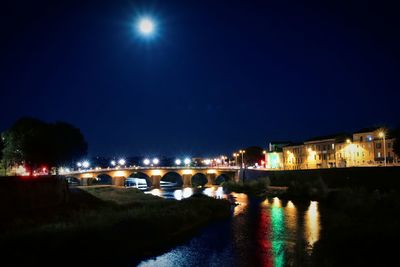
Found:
[135,186,321,267]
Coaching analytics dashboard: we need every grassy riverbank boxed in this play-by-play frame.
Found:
[0,186,230,267]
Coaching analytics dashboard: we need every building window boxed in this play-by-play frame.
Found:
[360,136,363,142]
[378,152,381,158]
[376,143,382,149]
[388,143,392,148]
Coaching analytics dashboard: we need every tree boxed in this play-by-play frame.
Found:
[2,117,88,172]
[0,134,4,160]
[243,146,264,166]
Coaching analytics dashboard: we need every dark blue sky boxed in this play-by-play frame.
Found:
[1,0,399,157]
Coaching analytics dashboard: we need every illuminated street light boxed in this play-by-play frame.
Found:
[233,153,238,167]
[184,158,191,166]
[77,162,82,168]
[346,139,351,144]
[239,150,246,168]
[203,159,211,165]
[379,131,387,167]
[152,158,159,165]
[118,159,126,166]
[175,159,182,165]
[82,161,90,169]
[111,160,116,167]
[143,158,150,166]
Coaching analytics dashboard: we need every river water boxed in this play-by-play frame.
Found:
[138,186,321,267]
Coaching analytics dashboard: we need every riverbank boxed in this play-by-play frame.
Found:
[0,186,231,267]
[312,188,400,266]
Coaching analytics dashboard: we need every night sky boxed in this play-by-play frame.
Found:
[1,0,399,157]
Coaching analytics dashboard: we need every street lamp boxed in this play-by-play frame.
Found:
[233,153,238,167]
[184,158,191,166]
[152,158,159,165]
[379,131,387,166]
[239,150,246,168]
[82,161,90,169]
[118,158,126,166]
[143,158,150,166]
[110,160,116,167]
[175,159,181,166]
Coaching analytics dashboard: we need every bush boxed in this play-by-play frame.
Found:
[223,177,270,196]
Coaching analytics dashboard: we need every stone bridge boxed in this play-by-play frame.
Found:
[63,167,241,188]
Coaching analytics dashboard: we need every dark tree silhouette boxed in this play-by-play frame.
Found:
[2,117,88,171]
[0,134,4,161]
[243,146,264,166]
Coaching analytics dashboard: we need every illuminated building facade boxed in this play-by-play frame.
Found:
[269,127,399,170]
[282,143,306,170]
[303,135,339,169]
[265,142,289,169]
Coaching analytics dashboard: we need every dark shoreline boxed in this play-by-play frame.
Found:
[0,186,231,267]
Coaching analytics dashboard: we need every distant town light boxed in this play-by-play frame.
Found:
[184,158,191,165]
[175,159,182,165]
[77,162,82,167]
[143,158,150,165]
[152,158,159,165]
[118,159,126,166]
[111,160,116,166]
[203,159,211,165]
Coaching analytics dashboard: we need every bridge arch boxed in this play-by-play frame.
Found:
[215,174,231,185]
[127,172,152,188]
[65,176,81,185]
[161,172,183,188]
[192,173,208,187]
[92,174,113,185]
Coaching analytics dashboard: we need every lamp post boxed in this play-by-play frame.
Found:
[233,153,238,167]
[379,131,386,166]
[239,150,245,168]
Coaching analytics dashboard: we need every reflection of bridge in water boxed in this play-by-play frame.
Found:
[64,167,241,188]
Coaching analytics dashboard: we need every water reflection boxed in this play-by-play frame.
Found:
[202,186,225,199]
[145,188,162,197]
[174,187,193,200]
[270,198,285,267]
[231,193,248,216]
[137,192,321,267]
[305,201,320,251]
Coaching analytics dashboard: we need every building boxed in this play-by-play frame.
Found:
[271,127,399,170]
[282,143,305,170]
[303,134,346,169]
[336,128,376,167]
[265,141,289,169]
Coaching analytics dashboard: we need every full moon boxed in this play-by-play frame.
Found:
[138,18,154,35]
